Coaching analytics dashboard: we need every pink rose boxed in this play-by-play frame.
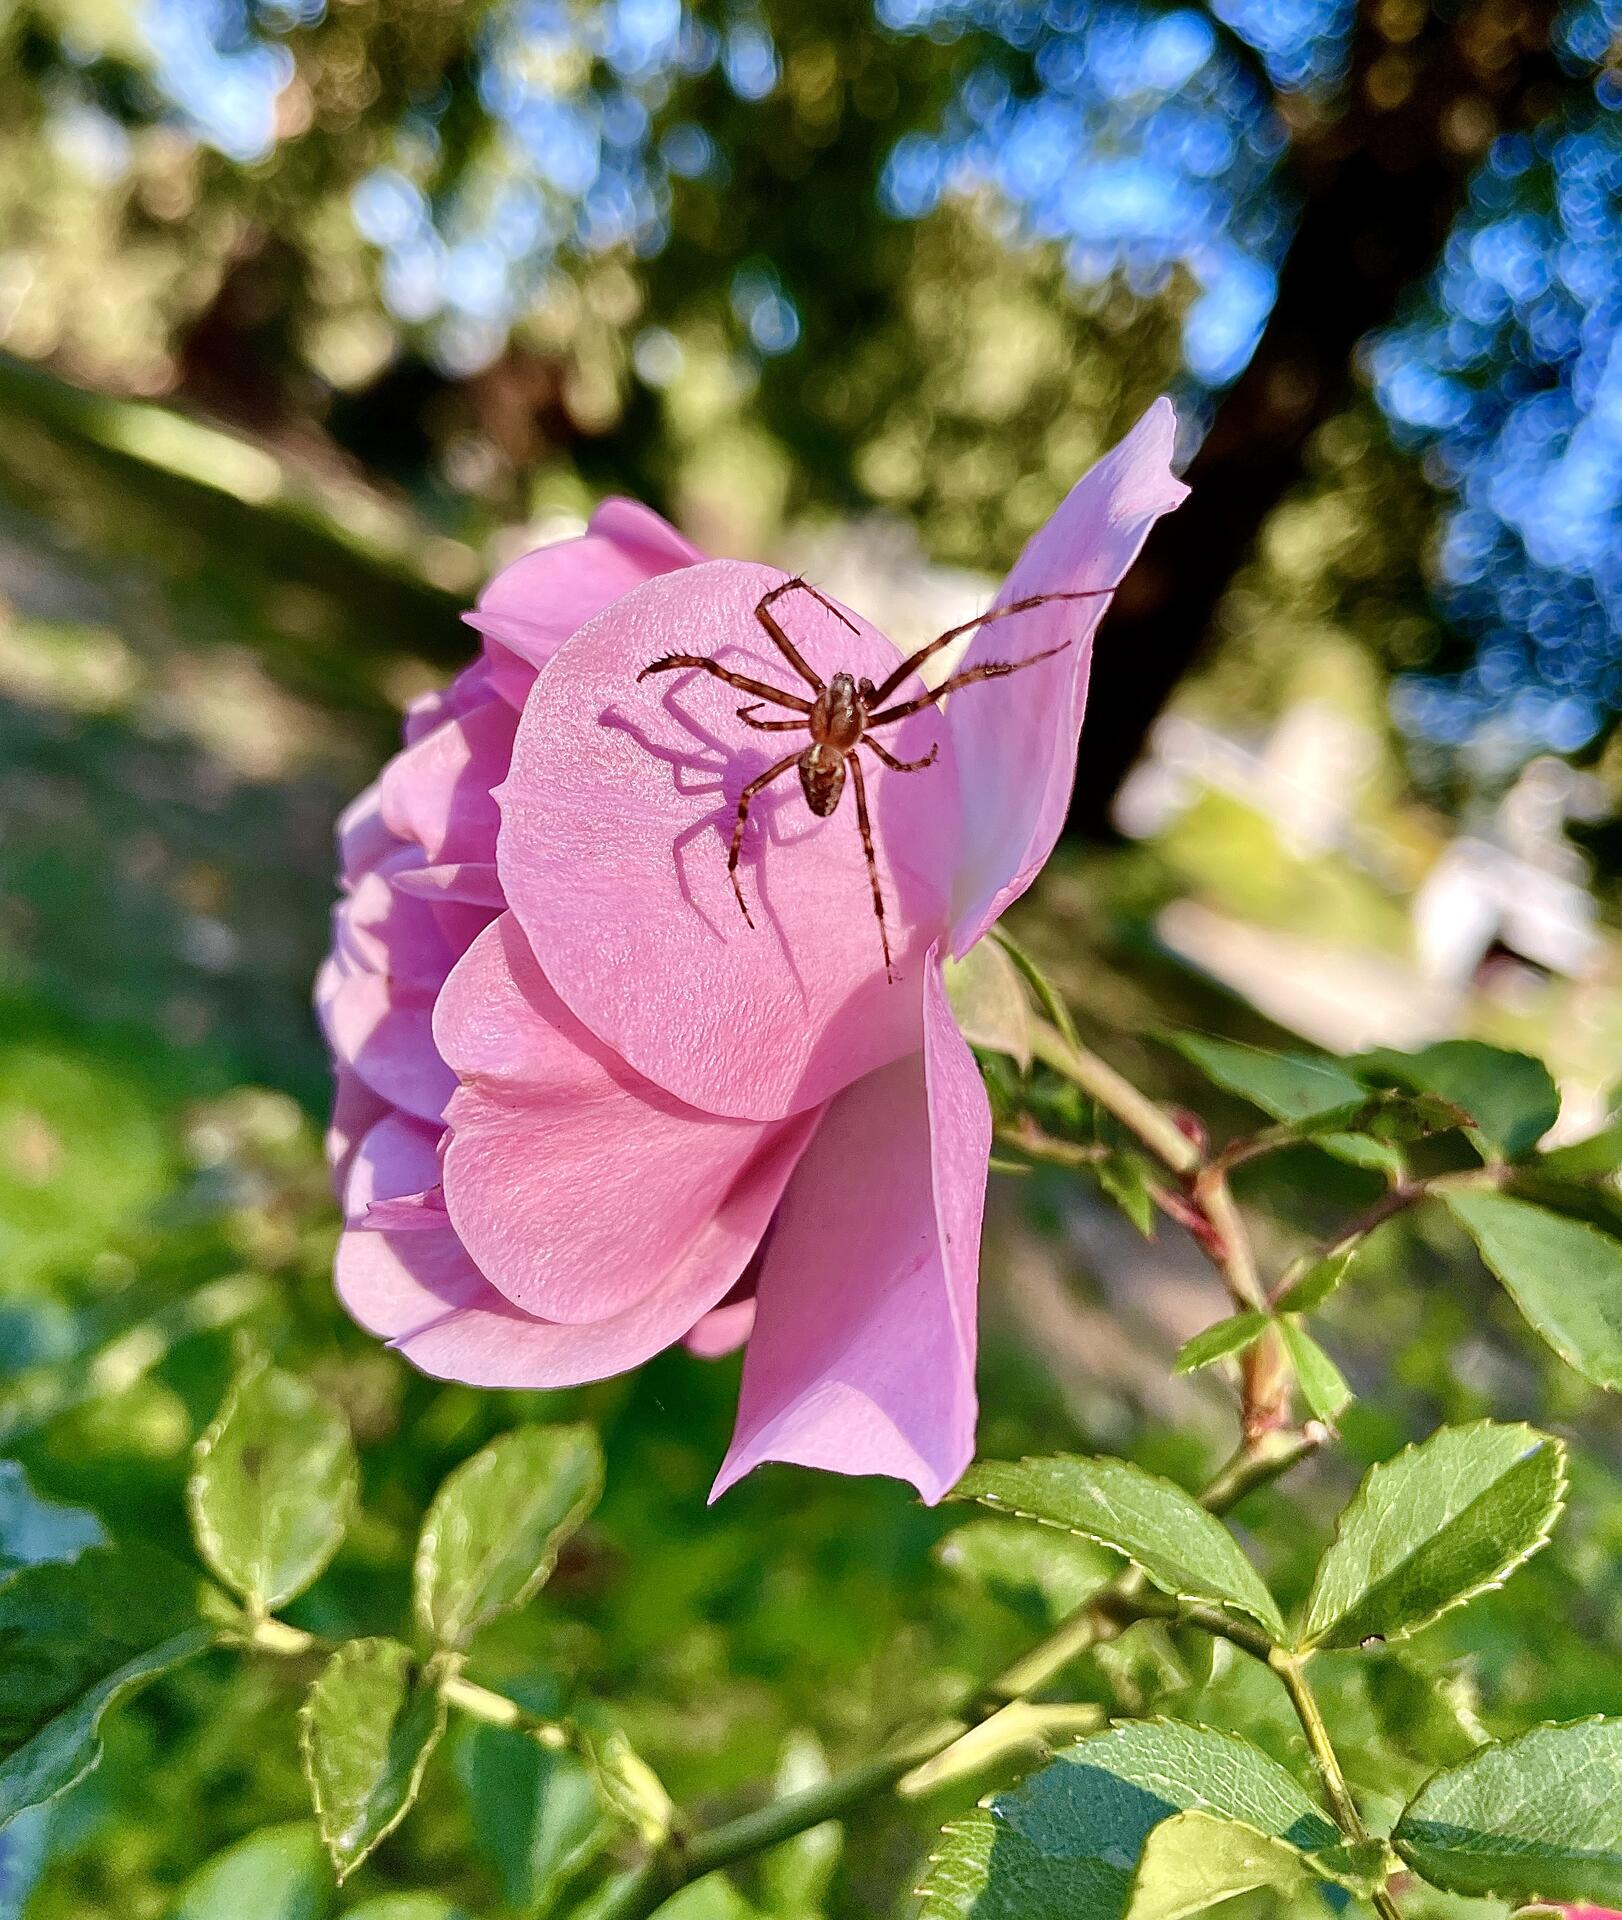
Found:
[318,402,1186,1501]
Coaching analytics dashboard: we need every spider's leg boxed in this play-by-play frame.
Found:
[638,654,811,714]
[862,735,939,774]
[754,577,842,692]
[847,752,893,984]
[736,703,807,733]
[727,751,802,929]
[866,643,1068,729]
[867,587,1115,707]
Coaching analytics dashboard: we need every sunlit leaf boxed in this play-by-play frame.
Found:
[955,1456,1285,1641]
[300,1638,449,1881]
[1171,1034,1367,1128]
[170,1823,332,1920]
[188,1357,358,1613]
[1128,1812,1316,1920]
[1299,1421,1566,1650]
[1172,1311,1271,1374]
[935,1517,1121,1626]
[414,1425,603,1650]
[1356,1042,1559,1161]
[1393,1718,1622,1904]
[1273,1241,1359,1314]
[917,1721,1353,1920]
[1445,1190,1622,1390]
[1278,1319,1353,1425]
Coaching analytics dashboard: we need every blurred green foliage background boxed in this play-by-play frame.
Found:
[1,1,1621,1915]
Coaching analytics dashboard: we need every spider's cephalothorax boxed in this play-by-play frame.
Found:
[636,576,1118,982]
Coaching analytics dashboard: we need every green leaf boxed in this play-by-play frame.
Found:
[1128,1812,1316,1920]
[455,1723,605,1913]
[1356,1041,1560,1160]
[1364,1655,1488,1769]
[414,1425,603,1650]
[1278,1319,1353,1425]
[588,1729,678,1846]
[1299,1421,1567,1650]
[188,1357,358,1612]
[343,1900,474,1920]
[170,1822,332,1920]
[935,1517,1121,1627]
[954,1456,1285,1641]
[945,940,1033,1069]
[1315,1131,1407,1179]
[917,1720,1348,1920]
[1273,1241,1359,1314]
[1171,1034,1368,1128]
[1392,1718,1622,1904]
[299,1638,449,1881]
[1445,1190,1622,1391]
[0,1460,104,1576]
[1097,1150,1159,1239]
[1172,1311,1271,1375]
[0,1544,212,1823]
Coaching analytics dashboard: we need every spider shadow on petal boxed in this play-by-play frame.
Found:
[597,664,822,983]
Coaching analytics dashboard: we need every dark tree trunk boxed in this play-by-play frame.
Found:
[1068,0,1567,835]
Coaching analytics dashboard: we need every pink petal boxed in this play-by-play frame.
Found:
[497,560,962,1121]
[464,497,705,677]
[379,698,517,867]
[685,1297,757,1358]
[335,1107,815,1389]
[337,780,403,885]
[320,971,455,1125]
[435,914,819,1324]
[946,398,1189,951]
[324,1041,390,1190]
[712,949,991,1503]
[390,861,507,909]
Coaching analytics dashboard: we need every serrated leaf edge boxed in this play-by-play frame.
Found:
[956,1457,1286,1641]
[913,1723,1372,1907]
[1445,1193,1622,1391]
[412,1425,604,1649]
[187,1355,358,1612]
[1173,1311,1273,1375]
[1392,1714,1622,1905]
[298,1636,452,1882]
[1297,1421,1568,1652]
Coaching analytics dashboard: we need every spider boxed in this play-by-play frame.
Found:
[637,577,1115,981]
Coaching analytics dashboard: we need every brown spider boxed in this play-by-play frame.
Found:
[636,577,1114,981]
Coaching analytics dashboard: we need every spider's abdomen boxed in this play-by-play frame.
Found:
[798,744,846,817]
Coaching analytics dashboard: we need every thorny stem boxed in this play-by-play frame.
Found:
[589,1423,1324,1920]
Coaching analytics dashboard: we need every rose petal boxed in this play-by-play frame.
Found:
[337,780,402,885]
[379,697,517,867]
[464,497,705,675]
[335,1107,817,1389]
[436,914,815,1323]
[947,398,1188,951]
[685,1297,757,1358]
[390,861,507,908]
[320,971,455,1125]
[711,948,991,1503]
[498,559,962,1121]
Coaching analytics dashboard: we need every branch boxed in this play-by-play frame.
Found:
[589,1423,1325,1920]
